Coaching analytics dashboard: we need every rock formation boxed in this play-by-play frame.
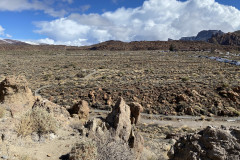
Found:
[0,76,35,117]
[180,30,224,42]
[68,100,90,120]
[106,97,132,142]
[82,97,144,160]
[209,31,240,46]
[168,126,240,160]
[128,102,143,124]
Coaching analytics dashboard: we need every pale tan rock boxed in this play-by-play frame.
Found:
[69,100,90,120]
[0,76,35,117]
[106,97,131,142]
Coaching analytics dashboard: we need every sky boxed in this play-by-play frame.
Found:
[0,0,240,46]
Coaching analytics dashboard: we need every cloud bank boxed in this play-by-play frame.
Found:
[33,0,240,45]
[0,0,72,17]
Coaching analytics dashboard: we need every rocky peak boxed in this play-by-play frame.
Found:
[180,30,224,42]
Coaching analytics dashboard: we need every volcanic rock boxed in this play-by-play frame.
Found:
[168,126,240,160]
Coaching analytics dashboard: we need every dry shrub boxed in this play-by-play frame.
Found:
[16,107,57,137]
[69,138,97,160]
[93,132,135,160]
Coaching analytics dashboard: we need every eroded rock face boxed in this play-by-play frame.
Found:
[168,126,240,160]
[69,100,89,120]
[106,97,132,142]
[0,76,35,117]
[83,98,144,160]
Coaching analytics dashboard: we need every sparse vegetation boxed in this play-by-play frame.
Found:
[69,139,97,160]
[16,107,57,137]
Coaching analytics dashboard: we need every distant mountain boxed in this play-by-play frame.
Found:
[208,31,240,46]
[180,30,224,42]
[0,39,29,45]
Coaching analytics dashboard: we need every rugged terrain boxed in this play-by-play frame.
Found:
[209,31,240,47]
[1,46,239,116]
[0,44,239,159]
[180,30,224,42]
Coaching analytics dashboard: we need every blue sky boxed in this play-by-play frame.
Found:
[0,0,240,45]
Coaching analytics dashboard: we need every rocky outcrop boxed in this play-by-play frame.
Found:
[168,126,240,160]
[68,100,90,120]
[0,76,35,117]
[106,97,132,142]
[180,30,224,42]
[82,97,144,160]
[209,31,240,46]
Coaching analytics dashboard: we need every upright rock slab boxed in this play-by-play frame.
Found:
[106,97,131,142]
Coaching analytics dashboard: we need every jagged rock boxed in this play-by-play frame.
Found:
[180,30,224,42]
[106,97,131,142]
[168,126,240,160]
[82,98,144,160]
[128,128,144,160]
[209,31,240,46]
[128,102,143,124]
[69,100,89,120]
[0,76,35,117]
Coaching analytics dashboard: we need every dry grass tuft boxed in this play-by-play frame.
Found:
[69,138,97,160]
[16,107,57,137]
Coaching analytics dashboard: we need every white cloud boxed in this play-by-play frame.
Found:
[0,25,12,38]
[0,25,5,36]
[0,0,67,17]
[34,0,240,46]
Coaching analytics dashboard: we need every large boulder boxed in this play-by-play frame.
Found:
[0,76,35,117]
[106,97,132,142]
[68,100,90,120]
[128,102,143,124]
[168,126,240,160]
